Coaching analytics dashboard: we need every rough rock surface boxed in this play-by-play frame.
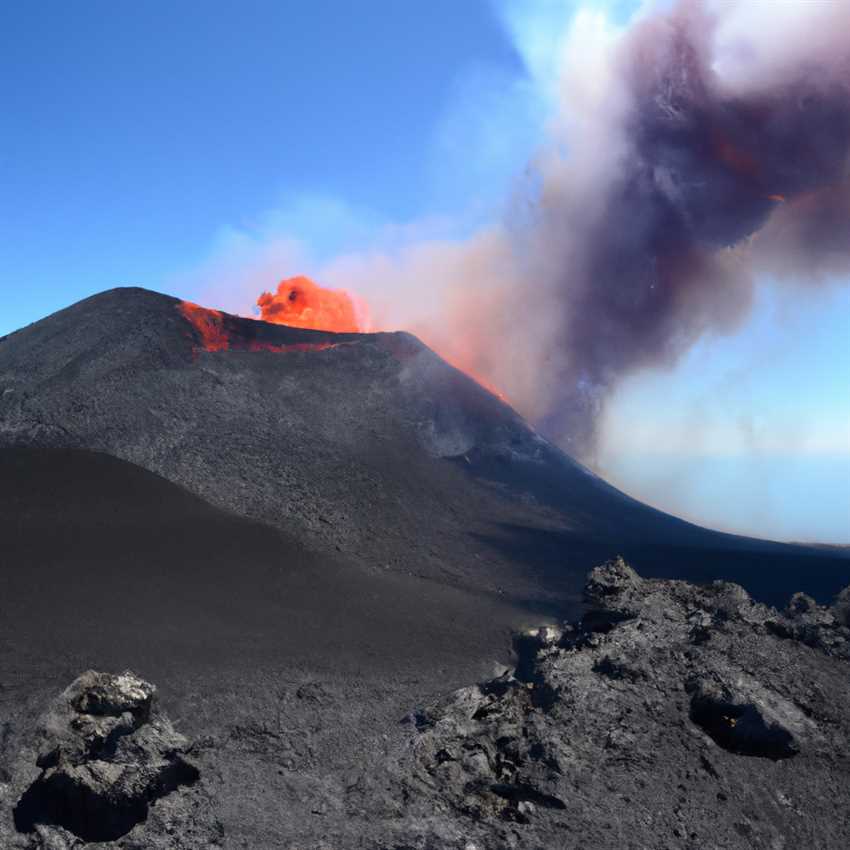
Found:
[2,564,849,848]
[386,560,850,849]
[1,287,846,610]
[1,289,847,848]
[1,672,220,849]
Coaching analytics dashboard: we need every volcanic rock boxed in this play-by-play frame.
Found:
[1,287,846,608]
[833,586,850,627]
[1,290,848,847]
[389,560,850,849]
[5,671,219,849]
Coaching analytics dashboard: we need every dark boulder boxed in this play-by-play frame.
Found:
[9,672,218,848]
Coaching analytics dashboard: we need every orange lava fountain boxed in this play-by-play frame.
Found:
[256,275,363,333]
[179,275,510,404]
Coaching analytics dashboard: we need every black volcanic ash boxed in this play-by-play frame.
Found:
[522,0,850,455]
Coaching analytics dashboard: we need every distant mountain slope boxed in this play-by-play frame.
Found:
[0,287,845,606]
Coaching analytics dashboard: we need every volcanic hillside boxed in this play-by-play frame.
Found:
[1,287,849,848]
[0,286,846,607]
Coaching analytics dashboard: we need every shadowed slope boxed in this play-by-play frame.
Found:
[0,448,539,847]
[0,448,527,678]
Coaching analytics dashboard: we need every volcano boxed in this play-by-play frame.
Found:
[0,287,848,848]
[0,286,845,605]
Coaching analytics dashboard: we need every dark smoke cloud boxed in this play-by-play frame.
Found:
[199,1,849,466]
[528,1,850,457]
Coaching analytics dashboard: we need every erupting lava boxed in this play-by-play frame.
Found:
[256,275,506,399]
[257,275,363,333]
[179,300,337,354]
[181,275,510,404]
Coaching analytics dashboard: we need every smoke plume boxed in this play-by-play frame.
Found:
[329,0,850,460]
[190,0,850,464]
[527,0,850,455]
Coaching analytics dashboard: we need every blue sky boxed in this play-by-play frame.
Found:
[0,0,524,330]
[1,1,848,542]
[597,282,850,543]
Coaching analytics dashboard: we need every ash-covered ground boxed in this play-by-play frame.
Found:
[0,288,847,847]
[2,553,848,849]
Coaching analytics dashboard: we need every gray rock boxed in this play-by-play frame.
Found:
[2,565,848,848]
[9,672,219,848]
[392,560,850,849]
[831,585,850,628]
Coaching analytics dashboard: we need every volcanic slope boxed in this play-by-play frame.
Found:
[0,451,847,848]
[0,447,539,848]
[0,286,846,608]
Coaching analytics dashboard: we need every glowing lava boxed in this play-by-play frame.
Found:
[257,275,363,333]
[180,275,511,405]
[179,300,338,354]
[257,275,507,399]
[179,301,229,351]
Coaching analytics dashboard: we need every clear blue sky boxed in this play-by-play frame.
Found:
[1,1,848,542]
[0,0,522,331]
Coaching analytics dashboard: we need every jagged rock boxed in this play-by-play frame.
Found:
[833,586,850,627]
[583,554,643,608]
[768,586,850,658]
[8,671,219,848]
[394,561,850,849]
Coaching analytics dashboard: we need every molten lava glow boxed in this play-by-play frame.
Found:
[179,300,338,354]
[243,340,338,353]
[257,275,363,333]
[181,275,511,404]
[179,301,229,351]
[258,276,508,400]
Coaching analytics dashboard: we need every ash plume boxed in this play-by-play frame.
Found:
[191,0,850,465]
[512,0,850,457]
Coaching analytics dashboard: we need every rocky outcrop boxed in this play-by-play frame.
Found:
[4,671,221,849]
[394,559,850,849]
[2,565,848,848]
